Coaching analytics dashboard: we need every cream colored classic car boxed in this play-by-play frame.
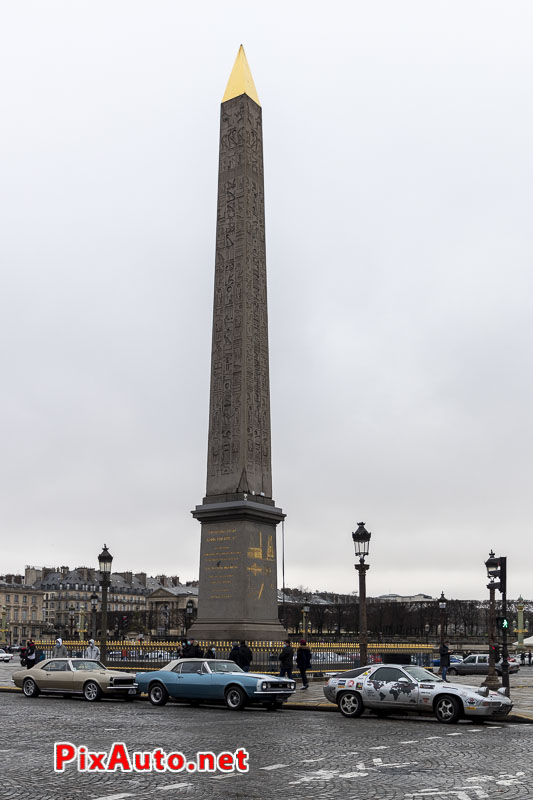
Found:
[12,658,137,701]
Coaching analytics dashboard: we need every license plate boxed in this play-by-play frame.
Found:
[128,688,136,694]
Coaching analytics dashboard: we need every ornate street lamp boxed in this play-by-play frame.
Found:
[352,522,371,667]
[98,544,113,664]
[69,604,76,638]
[185,600,194,633]
[424,623,430,645]
[485,551,509,695]
[90,592,98,639]
[302,598,310,641]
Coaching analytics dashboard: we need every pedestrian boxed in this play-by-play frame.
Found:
[439,640,451,682]
[84,639,101,660]
[182,639,194,658]
[296,639,312,689]
[52,638,68,658]
[528,650,532,666]
[238,640,253,672]
[191,640,204,657]
[521,651,526,665]
[229,642,241,667]
[205,645,216,659]
[25,639,37,670]
[279,639,294,679]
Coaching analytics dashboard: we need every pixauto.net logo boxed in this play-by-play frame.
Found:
[54,742,249,774]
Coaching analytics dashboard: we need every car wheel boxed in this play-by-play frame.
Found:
[149,683,169,706]
[434,695,462,724]
[83,681,102,702]
[225,686,247,711]
[338,691,364,718]
[23,678,40,698]
[447,668,458,676]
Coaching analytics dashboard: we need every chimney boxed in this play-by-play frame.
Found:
[134,572,147,587]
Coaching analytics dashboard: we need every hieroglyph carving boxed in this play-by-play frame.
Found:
[206,94,272,498]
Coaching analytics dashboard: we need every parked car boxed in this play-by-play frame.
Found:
[432,655,463,667]
[447,654,519,676]
[12,658,138,701]
[135,658,295,710]
[0,649,13,663]
[323,663,512,723]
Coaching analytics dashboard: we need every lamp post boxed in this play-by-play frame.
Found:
[352,522,371,667]
[1,606,7,647]
[482,551,500,689]
[98,544,113,665]
[302,598,310,641]
[515,596,526,652]
[485,552,509,696]
[185,600,194,634]
[90,592,98,639]
[437,592,447,674]
[69,605,76,638]
[425,623,430,646]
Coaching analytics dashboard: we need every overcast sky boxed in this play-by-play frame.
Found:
[2,2,532,600]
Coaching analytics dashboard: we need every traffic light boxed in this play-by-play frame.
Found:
[496,617,510,631]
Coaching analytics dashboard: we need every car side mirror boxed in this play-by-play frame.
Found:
[398,677,410,683]
[197,670,203,674]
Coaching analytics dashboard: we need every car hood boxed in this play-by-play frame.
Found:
[446,682,511,702]
[248,672,290,682]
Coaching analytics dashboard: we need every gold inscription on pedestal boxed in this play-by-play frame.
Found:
[247,530,262,560]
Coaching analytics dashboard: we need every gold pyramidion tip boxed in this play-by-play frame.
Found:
[222,45,260,106]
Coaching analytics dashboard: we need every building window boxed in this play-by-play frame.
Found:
[22,595,27,604]
[5,594,10,602]
[14,610,19,621]
[22,610,27,621]
[14,595,19,603]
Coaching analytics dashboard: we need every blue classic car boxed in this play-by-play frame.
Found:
[136,658,296,710]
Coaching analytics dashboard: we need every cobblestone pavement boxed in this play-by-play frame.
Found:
[1,692,533,800]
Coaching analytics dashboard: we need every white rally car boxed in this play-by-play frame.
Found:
[323,663,512,723]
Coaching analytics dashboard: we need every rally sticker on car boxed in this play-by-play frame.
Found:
[338,680,346,686]
[346,680,354,687]
[420,684,434,689]
[356,682,363,690]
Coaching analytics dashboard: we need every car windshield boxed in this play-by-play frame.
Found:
[71,660,106,671]
[207,660,244,673]
[403,666,443,683]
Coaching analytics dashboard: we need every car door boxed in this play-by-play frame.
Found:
[176,660,206,699]
[362,667,418,709]
[476,655,489,674]
[40,660,74,692]
[459,655,476,675]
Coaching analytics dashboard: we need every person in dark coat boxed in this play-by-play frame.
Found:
[528,650,532,666]
[182,640,194,658]
[25,640,37,670]
[205,645,216,659]
[238,640,253,672]
[439,640,451,682]
[190,640,204,657]
[296,639,312,689]
[279,640,294,679]
[229,643,241,667]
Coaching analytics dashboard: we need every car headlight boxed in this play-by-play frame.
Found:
[261,681,268,691]
[477,686,489,697]
[497,688,508,697]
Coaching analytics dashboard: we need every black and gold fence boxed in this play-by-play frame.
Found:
[34,640,434,674]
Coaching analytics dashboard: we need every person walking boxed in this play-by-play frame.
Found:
[190,640,204,657]
[296,639,312,689]
[52,638,68,658]
[238,640,253,672]
[205,645,216,659]
[25,639,37,670]
[528,650,532,666]
[279,639,294,679]
[439,640,451,682]
[229,642,241,667]
[84,639,101,660]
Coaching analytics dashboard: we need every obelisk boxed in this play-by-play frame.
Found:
[189,46,286,642]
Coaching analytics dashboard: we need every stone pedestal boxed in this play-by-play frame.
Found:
[188,497,286,642]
